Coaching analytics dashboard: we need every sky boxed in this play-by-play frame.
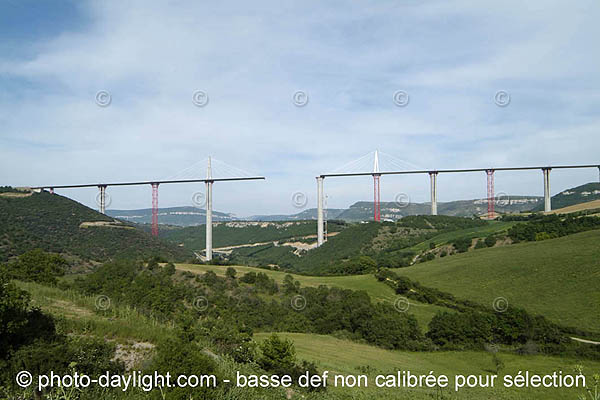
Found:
[1,0,599,217]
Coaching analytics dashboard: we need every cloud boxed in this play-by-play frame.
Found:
[0,0,599,215]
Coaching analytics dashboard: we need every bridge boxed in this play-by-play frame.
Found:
[26,152,600,254]
[31,157,265,261]
[315,151,600,246]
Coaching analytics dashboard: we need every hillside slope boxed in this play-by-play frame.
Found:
[395,230,600,334]
[534,182,600,211]
[161,220,347,249]
[0,191,189,262]
[255,333,600,400]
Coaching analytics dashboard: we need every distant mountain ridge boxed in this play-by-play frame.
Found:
[108,206,235,226]
[108,196,542,225]
[105,182,600,226]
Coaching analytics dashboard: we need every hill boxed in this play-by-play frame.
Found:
[0,190,190,262]
[224,216,513,274]
[395,230,600,335]
[534,182,600,211]
[549,199,600,214]
[161,220,348,250]
[175,263,449,331]
[255,332,600,400]
[337,196,541,221]
[107,195,541,227]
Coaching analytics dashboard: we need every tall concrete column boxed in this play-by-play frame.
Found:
[317,176,324,247]
[543,168,551,212]
[429,172,438,215]
[205,181,213,261]
[98,185,107,214]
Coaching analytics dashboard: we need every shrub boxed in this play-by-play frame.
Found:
[452,237,472,253]
[258,334,297,375]
[484,235,497,247]
[1,249,68,285]
[225,267,237,279]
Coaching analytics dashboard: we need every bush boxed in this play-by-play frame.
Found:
[226,267,237,279]
[258,334,297,375]
[150,336,218,400]
[484,236,497,247]
[1,249,68,285]
[474,239,486,249]
[427,311,493,349]
[452,237,472,253]
[0,275,56,358]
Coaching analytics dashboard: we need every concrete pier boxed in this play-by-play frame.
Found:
[205,157,213,261]
[543,168,552,212]
[317,176,324,247]
[97,185,107,214]
[429,172,438,215]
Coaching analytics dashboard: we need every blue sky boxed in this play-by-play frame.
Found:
[1,1,599,216]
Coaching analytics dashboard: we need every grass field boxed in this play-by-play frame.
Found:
[175,263,451,331]
[15,279,598,399]
[16,281,175,344]
[549,199,600,214]
[256,332,600,400]
[395,230,600,336]
[407,221,518,253]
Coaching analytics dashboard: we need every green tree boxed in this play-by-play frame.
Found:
[2,249,68,285]
[283,274,299,294]
[258,334,297,374]
[225,267,237,279]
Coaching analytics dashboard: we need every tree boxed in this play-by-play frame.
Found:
[258,334,297,374]
[2,249,68,285]
[0,275,56,358]
[283,274,299,294]
[225,267,237,279]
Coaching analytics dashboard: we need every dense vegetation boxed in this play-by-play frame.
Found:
[0,273,124,399]
[396,229,600,335]
[376,269,599,359]
[0,190,190,262]
[73,259,423,351]
[1,248,68,285]
[507,214,600,242]
[229,216,492,275]
[162,220,347,249]
[2,185,600,399]
[1,253,425,398]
